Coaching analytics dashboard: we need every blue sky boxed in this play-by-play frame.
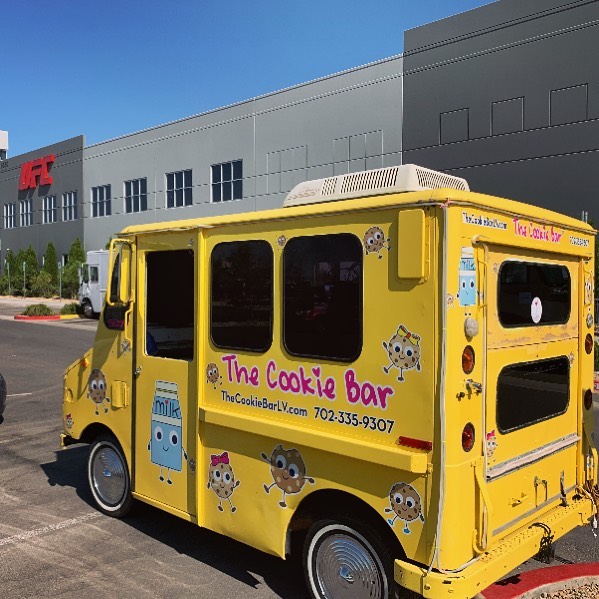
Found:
[0,0,493,157]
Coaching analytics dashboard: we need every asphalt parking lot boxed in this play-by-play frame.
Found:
[0,311,306,599]
[0,303,598,598]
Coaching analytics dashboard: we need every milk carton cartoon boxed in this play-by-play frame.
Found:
[149,380,187,484]
[459,247,476,307]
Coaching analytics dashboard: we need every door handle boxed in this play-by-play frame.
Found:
[466,379,483,394]
[509,493,528,507]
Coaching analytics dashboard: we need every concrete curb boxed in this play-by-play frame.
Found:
[479,563,599,598]
[14,314,60,321]
[14,314,81,321]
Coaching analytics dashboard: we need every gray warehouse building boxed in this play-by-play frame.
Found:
[0,0,597,268]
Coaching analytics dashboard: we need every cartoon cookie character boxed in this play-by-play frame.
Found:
[363,226,390,259]
[87,368,110,415]
[384,482,425,534]
[206,363,222,389]
[585,274,593,306]
[148,381,188,484]
[486,430,498,460]
[277,235,287,247]
[261,445,315,508]
[383,325,422,382]
[207,452,240,512]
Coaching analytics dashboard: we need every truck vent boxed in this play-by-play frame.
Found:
[284,164,469,207]
[322,177,337,196]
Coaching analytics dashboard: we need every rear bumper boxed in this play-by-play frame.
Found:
[394,495,595,599]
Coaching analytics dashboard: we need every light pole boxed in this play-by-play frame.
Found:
[22,261,26,297]
[5,251,10,295]
[58,261,62,300]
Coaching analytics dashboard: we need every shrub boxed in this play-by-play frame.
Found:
[30,271,55,298]
[595,341,599,372]
[22,304,55,317]
[60,303,78,315]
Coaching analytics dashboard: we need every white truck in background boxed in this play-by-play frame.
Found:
[78,250,109,318]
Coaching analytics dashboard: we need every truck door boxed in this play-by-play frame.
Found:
[133,233,197,517]
[483,246,580,541]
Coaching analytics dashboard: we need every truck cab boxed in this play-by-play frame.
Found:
[78,250,109,318]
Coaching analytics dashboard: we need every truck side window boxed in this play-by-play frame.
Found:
[89,266,99,284]
[498,261,570,326]
[210,240,273,352]
[146,250,195,360]
[497,356,569,433]
[283,233,362,362]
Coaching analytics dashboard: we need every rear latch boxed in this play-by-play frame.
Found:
[529,522,555,564]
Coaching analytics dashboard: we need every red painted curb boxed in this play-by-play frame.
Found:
[14,314,60,321]
[480,563,599,598]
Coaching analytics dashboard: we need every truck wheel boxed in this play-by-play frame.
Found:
[304,519,408,599]
[88,434,134,517]
[82,300,94,319]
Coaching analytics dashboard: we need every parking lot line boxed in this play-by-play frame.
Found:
[0,512,101,548]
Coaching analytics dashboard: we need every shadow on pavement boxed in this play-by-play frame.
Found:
[40,445,307,599]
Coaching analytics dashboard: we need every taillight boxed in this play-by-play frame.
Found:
[584,389,593,411]
[462,423,475,452]
[462,345,475,374]
[585,334,593,355]
[397,436,433,452]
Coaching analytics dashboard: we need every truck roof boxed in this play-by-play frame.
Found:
[119,187,594,237]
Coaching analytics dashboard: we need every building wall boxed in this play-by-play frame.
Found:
[402,0,599,222]
[82,57,403,251]
[0,136,84,268]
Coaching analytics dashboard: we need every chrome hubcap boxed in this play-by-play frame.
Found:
[314,533,384,598]
[92,445,126,506]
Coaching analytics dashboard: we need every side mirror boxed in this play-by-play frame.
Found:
[107,240,133,305]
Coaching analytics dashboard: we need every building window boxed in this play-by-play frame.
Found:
[62,191,78,221]
[92,184,111,217]
[211,160,242,202]
[3,203,15,229]
[19,199,33,227]
[43,195,57,224]
[210,241,273,352]
[166,170,192,208]
[283,233,363,362]
[124,178,147,213]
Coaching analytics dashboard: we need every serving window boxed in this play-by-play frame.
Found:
[283,233,362,362]
[210,240,273,352]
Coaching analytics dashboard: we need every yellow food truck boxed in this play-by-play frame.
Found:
[61,164,598,598]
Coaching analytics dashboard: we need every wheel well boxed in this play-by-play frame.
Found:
[78,422,114,445]
[287,489,405,561]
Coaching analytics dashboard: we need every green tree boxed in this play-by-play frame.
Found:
[43,241,59,285]
[4,249,17,295]
[63,238,86,298]
[14,246,40,296]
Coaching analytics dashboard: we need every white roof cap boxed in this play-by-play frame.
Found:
[284,164,469,207]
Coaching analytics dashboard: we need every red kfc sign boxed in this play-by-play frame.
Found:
[19,154,55,190]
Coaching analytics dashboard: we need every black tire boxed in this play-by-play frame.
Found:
[82,300,94,319]
[88,434,134,517]
[303,518,413,599]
